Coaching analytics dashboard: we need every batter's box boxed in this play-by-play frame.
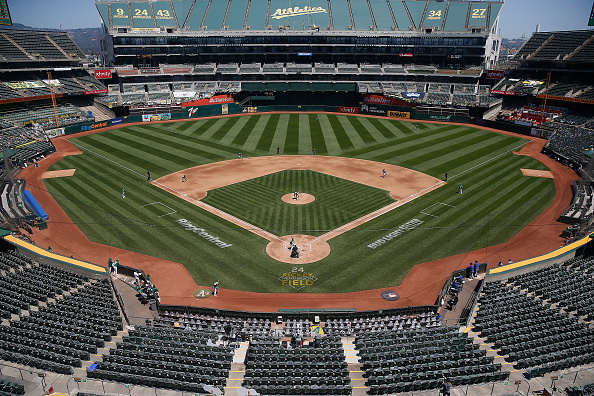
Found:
[421,202,455,218]
[141,202,177,217]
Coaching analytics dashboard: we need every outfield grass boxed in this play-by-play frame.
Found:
[201,170,394,236]
[44,114,555,293]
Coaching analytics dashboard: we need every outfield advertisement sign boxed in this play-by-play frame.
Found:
[360,103,385,116]
[84,89,108,95]
[80,120,111,131]
[338,107,358,114]
[142,113,172,122]
[111,117,123,125]
[45,127,65,139]
[401,92,425,99]
[387,111,410,119]
[486,70,505,79]
[94,70,112,79]
[181,95,235,107]
[490,90,516,96]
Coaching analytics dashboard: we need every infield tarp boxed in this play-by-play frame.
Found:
[23,190,48,220]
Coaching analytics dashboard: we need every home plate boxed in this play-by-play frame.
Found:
[520,169,554,178]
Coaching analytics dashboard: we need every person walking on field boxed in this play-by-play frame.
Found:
[382,169,386,178]
[182,174,187,182]
[122,188,125,198]
[147,171,151,181]
[108,257,113,274]
[213,280,219,297]
[459,184,463,194]
[113,259,119,277]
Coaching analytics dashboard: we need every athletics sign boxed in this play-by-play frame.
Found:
[271,5,327,20]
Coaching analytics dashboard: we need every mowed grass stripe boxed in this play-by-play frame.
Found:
[345,124,463,158]
[347,116,377,145]
[210,117,241,141]
[242,114,271,152]
[363,126,474,163]
[424,136,526,176]
[271,114,290,154]
[327,114,354,150]
[128,125,257,161]
[72,133,172,175]
[411,133,521,172]
[283,114,300,154]
[356,117,389,143]
[199,117,232,139]
[339,116,368,149]
[398,133,514,170]
[318,115,342,154]
[298,114,312,155]
[232,114,263,147]
[218,115,251,146]
[309,114,328,155]
[255,114,280,152]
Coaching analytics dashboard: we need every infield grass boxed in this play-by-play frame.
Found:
[44,114,556,293]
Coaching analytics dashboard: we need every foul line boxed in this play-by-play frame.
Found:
[65,139,145,178]
[449,138,536,179]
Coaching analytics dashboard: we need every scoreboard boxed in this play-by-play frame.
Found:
[0,0,11,25]
[590,2,594,26]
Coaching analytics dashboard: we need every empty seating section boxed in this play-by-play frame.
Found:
[326,312,440,337]
[285,63,313,73]
[474,280,594,378]
[0,102,89,127]
[509,261,594,321]
[562,183,594,222]
[314,63,336,73]
[531,31,594,61]
[572,39,594,62]
[359,325,508,395]
[262,63,284,73]
[337,63,359,73]
[217,63,239,73]
[89,325,232,393]
[0,251,121,374]
[218,82,241,93]
[2,31,68,60]
[244,336,350,395]
[514,32,551,59]
[546,125,594,164]
[239,63,261,73]
[226,0,249,30]
[120,93,147,105]
[360,64,383,74]
[350,0,373,30]
[383,64,406,74]
[0,379,24,395]
[47,32,86,58]
[427,83,451,93]
[193,64,216,74]
[426,92,450,104]
[0,84,21,100]
[370,0,395,31]
[0,34,30,60]
[452,94,477,105]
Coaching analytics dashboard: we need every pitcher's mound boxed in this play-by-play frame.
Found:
[266,234,330,264]
[281,193,315,205]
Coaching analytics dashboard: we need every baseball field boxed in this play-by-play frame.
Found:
[42,113,555,293]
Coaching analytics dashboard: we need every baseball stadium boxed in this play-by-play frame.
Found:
[0,0,593,394]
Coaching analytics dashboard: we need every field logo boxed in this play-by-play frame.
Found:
[187,107,198,117]
[279,267,317,290]
[368,219,424,249]
[176,219,232,248]
[271,6,327,20]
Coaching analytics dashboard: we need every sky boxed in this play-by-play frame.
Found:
[4,0,594,38]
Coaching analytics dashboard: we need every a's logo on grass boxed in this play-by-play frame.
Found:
[194,288,212,299]
[176,219,232,248]
[279,267,317,290]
